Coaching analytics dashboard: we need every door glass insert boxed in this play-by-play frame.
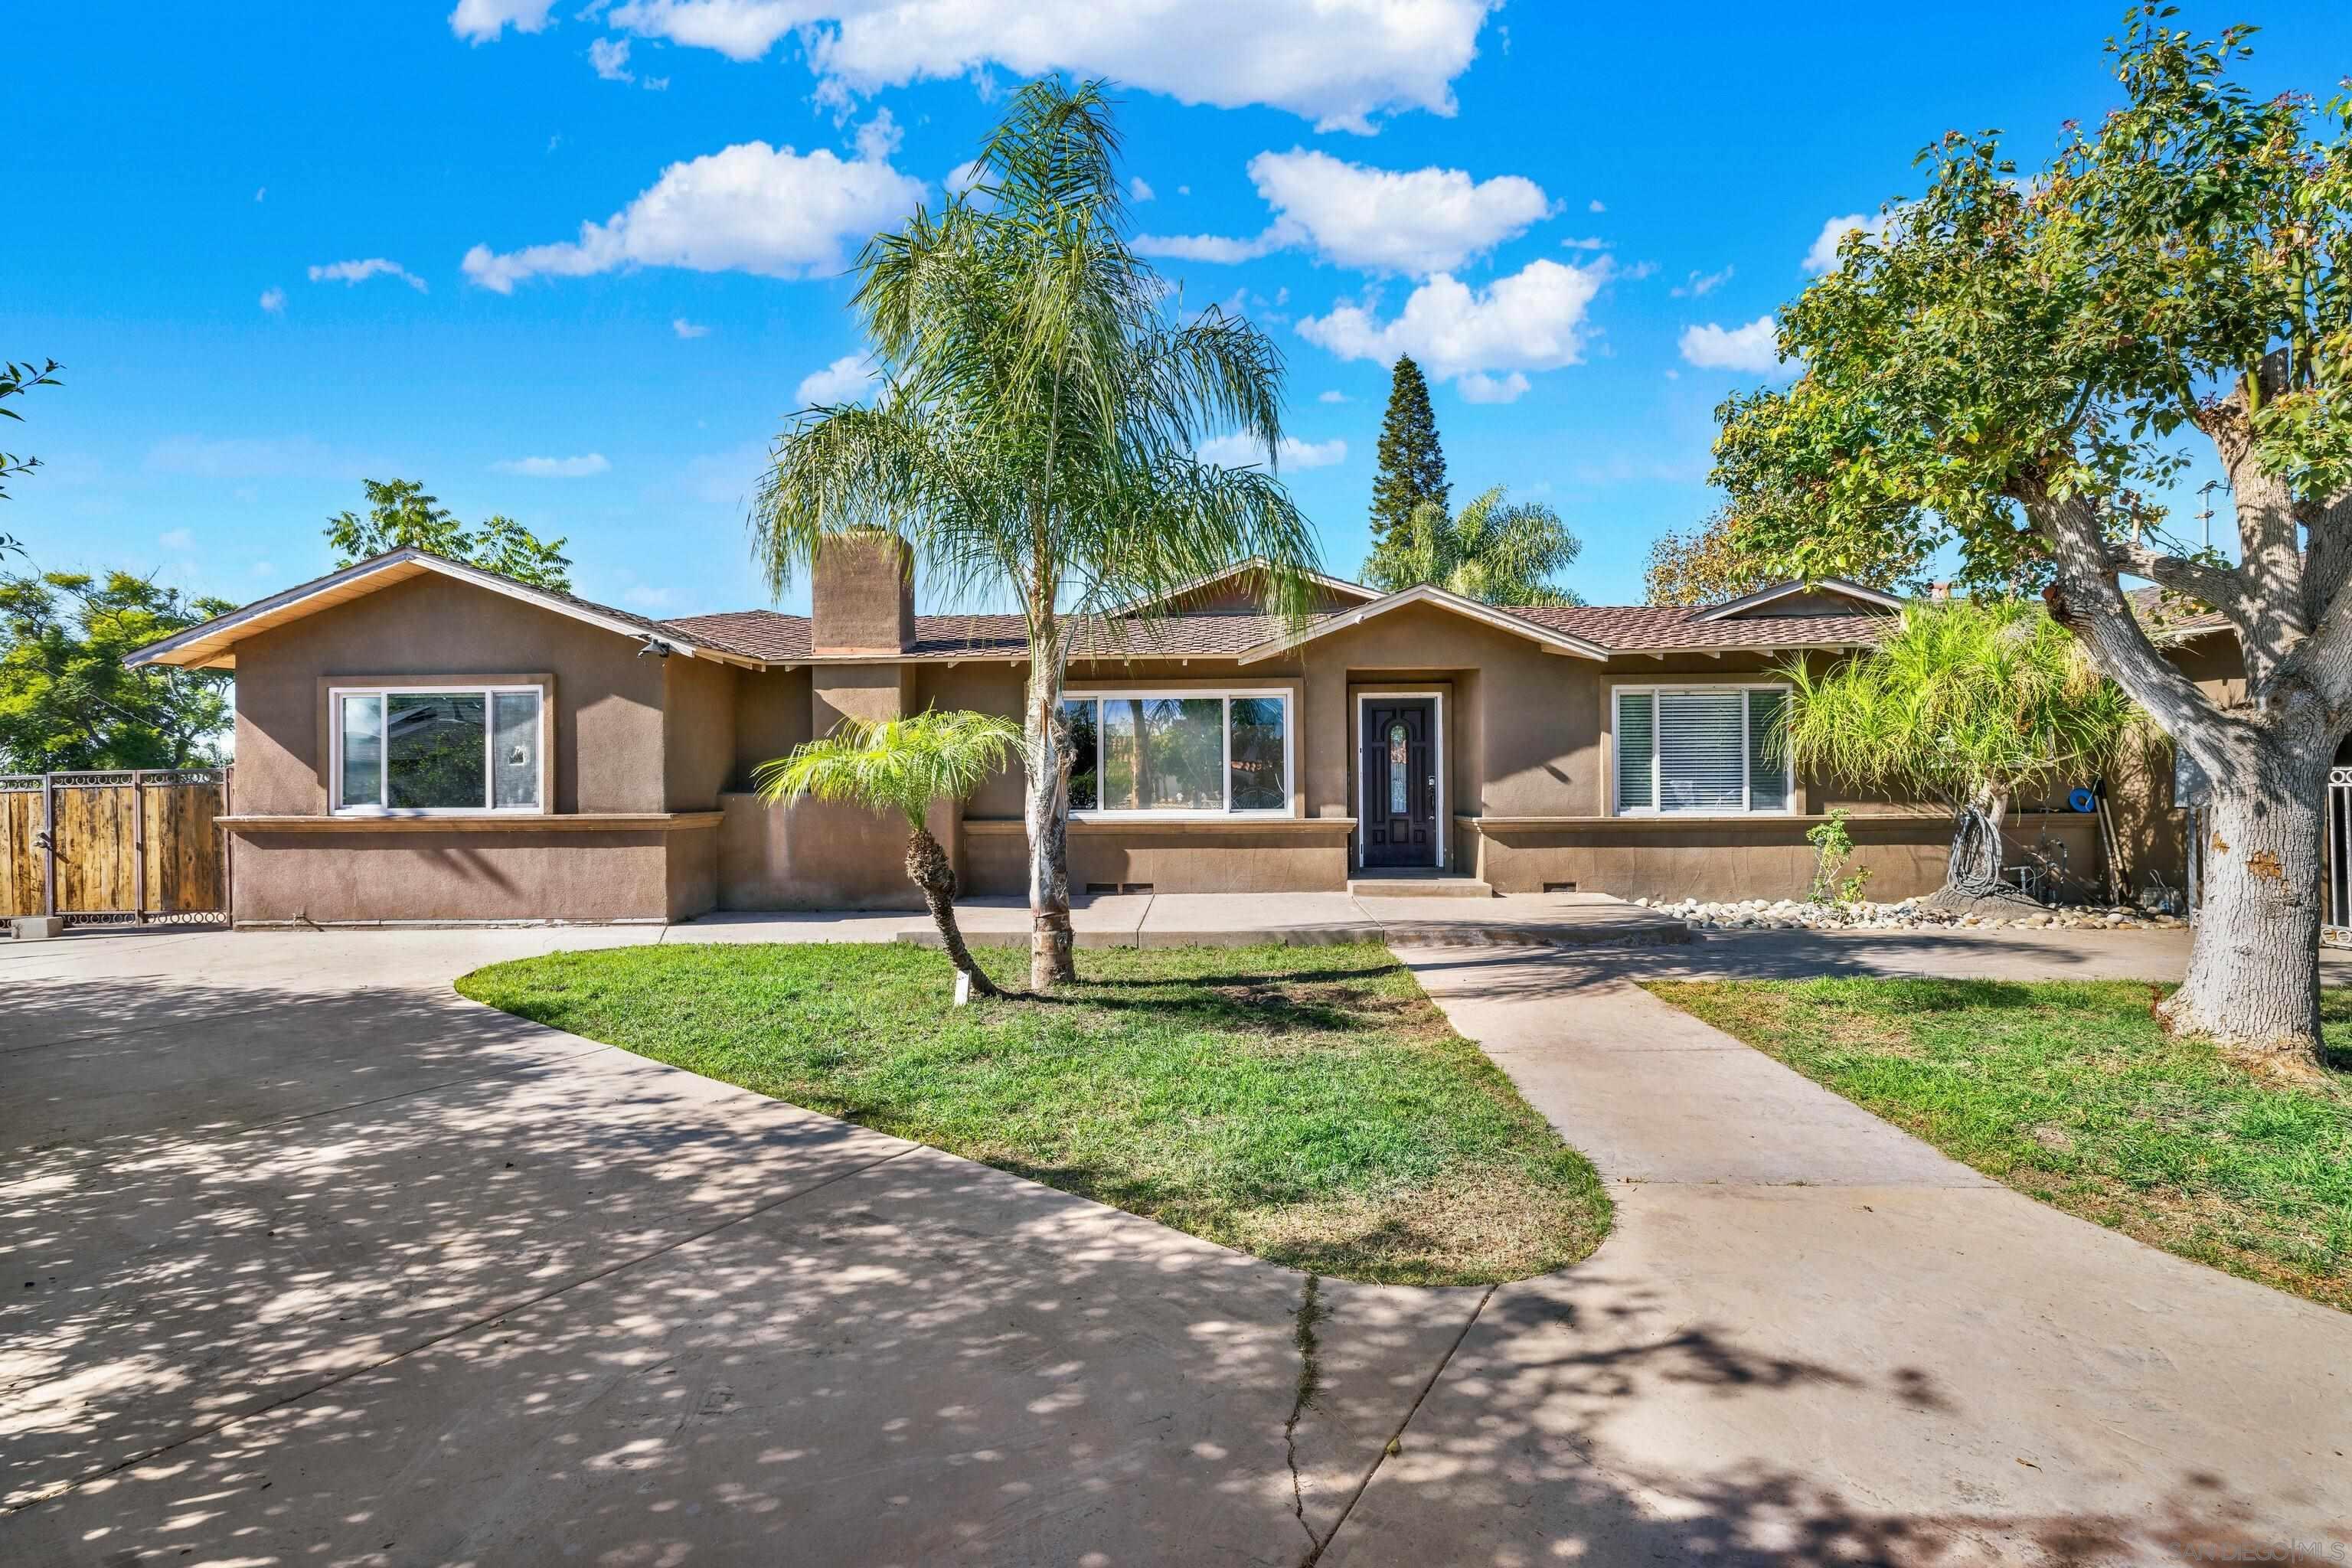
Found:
[1388,722,1409,813]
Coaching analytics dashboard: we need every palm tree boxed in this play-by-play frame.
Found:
[1363,485,1585,606]
[756,710,1021,997]
[752,77,1322,992]
[1776,600,2140,906]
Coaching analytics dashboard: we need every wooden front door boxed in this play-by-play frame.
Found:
[1361,699,1437,869]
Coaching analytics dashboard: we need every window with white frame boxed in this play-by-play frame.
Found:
[1060,691,1291,815]
[1613,685,1790,815]
[332,685,544,813]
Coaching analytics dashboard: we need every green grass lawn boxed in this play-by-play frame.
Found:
[456,941,1609,1286]
[1646,978,2352,1311]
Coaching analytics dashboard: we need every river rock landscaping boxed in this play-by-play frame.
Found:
[1635,895,2191,933]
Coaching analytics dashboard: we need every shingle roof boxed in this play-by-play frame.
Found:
[658,599,1884,664]
[2124,586,2230,641]
[1513,603,1888,651]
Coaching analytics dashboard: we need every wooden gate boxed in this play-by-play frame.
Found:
[0,769,231,926]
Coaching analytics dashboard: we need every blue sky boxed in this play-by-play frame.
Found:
[15,2,2350,618]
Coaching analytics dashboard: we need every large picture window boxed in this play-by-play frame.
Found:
[1613,685,1789,815]
[332,685,544,814]
[1062,691,1292,815]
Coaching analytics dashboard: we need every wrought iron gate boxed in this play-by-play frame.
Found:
[0,768,232,926]
[2327,767,2352,945]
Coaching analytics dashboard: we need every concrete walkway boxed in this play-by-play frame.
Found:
[898,889,1693,949]
[1325,944,2352,1566]
[5,920,2349,1565]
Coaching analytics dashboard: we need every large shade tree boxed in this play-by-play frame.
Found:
[752,78,1322,991]
[325,479,573,592]
[0,570,234,772]
[1778,601,2138,904]
[1706,11,2352,1054]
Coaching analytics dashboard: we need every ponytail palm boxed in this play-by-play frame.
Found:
[1365,485,1584,606]
[756,709,1021,997]
[752,76,1322,992]
[1777,601,2138,902]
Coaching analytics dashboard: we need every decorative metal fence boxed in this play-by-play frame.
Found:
[2327,767,2352,946]
[0,768,232,926]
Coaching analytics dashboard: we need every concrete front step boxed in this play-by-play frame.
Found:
[1344,877,1494,899]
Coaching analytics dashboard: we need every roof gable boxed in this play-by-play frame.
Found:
[1116,560,1380,617]
[1694,578,1904,622]
[1233,583,1610,665]
[124,549,765,671]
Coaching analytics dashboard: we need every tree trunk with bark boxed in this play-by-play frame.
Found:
[905,822,1000,998]
[1022,627,1077,992]
[2160,732,2329,1053]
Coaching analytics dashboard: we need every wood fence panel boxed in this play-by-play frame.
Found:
[147,779,224,914]
[56,784,137,913]
[0,788,42,917]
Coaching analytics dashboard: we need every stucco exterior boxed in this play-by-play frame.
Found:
[136,550,2205,923]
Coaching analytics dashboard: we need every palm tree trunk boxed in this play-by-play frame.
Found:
[1024,606,1077,991]
[905,824,999,998]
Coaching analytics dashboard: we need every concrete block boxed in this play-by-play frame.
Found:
[11,915,66,941]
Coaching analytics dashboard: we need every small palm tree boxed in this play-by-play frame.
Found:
[1364,485,1585,606]
[756,710,1021,998]
[1777,600,2139,903]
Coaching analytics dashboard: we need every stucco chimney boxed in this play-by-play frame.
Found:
[1929,581,1952,603]
[812,531,916,655]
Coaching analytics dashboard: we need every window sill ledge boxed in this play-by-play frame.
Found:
[219,812,724,835]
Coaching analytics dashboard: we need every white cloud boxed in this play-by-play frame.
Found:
[1197,432,1348,469]
[673,318,711,338]
[492,453,612,478]
[796,353,879,405]
[1455,371,1529,403]
[1559,235,1609,252]
[259,287,286,315]
[450,0,557,42]
[1318,389,1350,403]
[591,37,632,80]
[577,0,1498,133]
[1588,198,1605,213]
[159,528,195,551]
[1129,176,1155,202]
[253,187,266,202]
[462,138,923,292]
[1671,265,1733,299]
[1803,209,1899,273]
[1137,147,1548,277]
[1677,316,1782,374]
[309,258,428,292]
[1296,258,1611,396]
[643,74,670,90]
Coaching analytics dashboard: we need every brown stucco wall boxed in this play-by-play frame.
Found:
[811,664,918,737]
[731,665,814,789]
[663,655,737,809]
[962,821,1352,895]
[230,826,693,924]
[717,794,957,910]
[232,572,668,815]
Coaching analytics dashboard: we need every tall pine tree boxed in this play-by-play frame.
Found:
[1364,356,1448,583]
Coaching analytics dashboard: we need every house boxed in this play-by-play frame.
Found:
[127,538,2134,926]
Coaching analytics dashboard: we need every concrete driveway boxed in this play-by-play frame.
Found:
[3,920,2348,1565]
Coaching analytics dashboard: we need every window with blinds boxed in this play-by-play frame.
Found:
[1612,686,1792,815]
